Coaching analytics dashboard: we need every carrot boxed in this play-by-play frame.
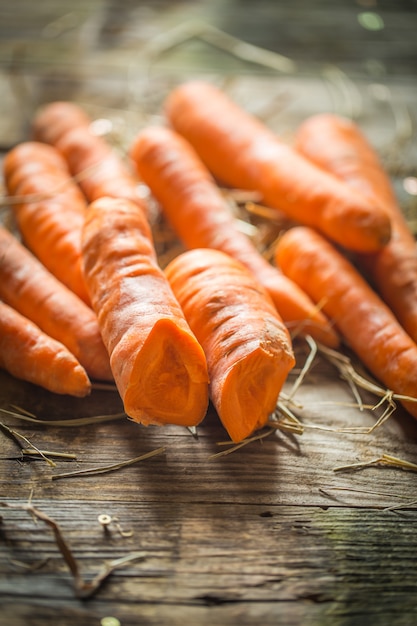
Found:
[0,301,91,397]
[32,101,149,214]
[3,141,90,305]
[165,80,392,253]
[294,112,417,343]
[81,196,209,427]
[165,248,295,442]
[275,226,417,419]
[0,225,113,382]
[130,125,339,348]
[31,101,91,145]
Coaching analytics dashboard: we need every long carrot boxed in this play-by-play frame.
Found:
[0,225,113,382]
[165,80,392,253]
[32,101,148,214]
[130,125,339,348]
[3,141,90,305]
[81,196,209,427]
[165,248,295,442]
[294,112,417,343]
[275,226,417,419]
[0,301,91,397]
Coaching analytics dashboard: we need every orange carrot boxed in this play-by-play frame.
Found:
[0,225,113,382]
[130,125,339,348]
[31,101,91,145]
[3,141,90,305]
[165,80,392,253]
[294,112,417,343]
[32,101,148,214]
[0,301,91,397]
[165,248,295,442]
[81,196,209,427]
[275,226,417,419]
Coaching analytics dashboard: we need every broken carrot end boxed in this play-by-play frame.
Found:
[118,318,209,427]
[215,345,295,443]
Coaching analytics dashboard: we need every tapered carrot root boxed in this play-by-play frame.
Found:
[0,302,91,397]
[165,248,295,442]
[81,196,209,427]
[32,101,148,214]
[130,125,339,348]
[295,112,417,344]
[275,226,417,419]
[165,80,392,253]
[3,141,90,304]
[0,226,113,382]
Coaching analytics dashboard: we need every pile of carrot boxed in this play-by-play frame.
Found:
[1,80,416,440]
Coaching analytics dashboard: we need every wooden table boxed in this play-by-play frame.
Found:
[1,2,417,624]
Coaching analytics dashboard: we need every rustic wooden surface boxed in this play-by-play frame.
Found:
[1,2,417,625]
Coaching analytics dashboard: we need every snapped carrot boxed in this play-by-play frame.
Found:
[3,141,90,305]
[130,125,339,348]
[0,226,113,382]
[165,248,295,442]
[81,196,209,427]
[0,301,91,397]
[275,226,417,419]
[294,112,417,344]
[32,101,148,214]
[165,80,392,253]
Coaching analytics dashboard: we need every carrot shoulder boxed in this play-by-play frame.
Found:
[130,125,339,348]
[81,196,209,427]
[0,226,113,382]
[32,101,148,214]
[165,248,295,442]
[165,80,391,253]
[0,302,91,397]
[3,141,90,305]
[295,112,417,344]
[275,226,417,419]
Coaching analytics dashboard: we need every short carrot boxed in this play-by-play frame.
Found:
[130,125,339,348]
[165,248,296,442]
[81,196,209,427]
[0,225,113,382]
[294,112,417,344]
[165,80,392,253]
[0,301,91,397]
[32,101,149,214]
[3,141,91,305]
[275,226,417,419]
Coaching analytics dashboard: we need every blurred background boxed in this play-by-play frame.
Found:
[0,0,416,211]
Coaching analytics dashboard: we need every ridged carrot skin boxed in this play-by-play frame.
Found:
[130,125,339,348]
[81,196,209,427]
[3,141,90,305]
[0,226,113,382]
[165,248,296,442]
[165,80,392,253]
[295,112,417,344]
[32,101,148,214]
[0,301,91,397]
[275,226,417,419]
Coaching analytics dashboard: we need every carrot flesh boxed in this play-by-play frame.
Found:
[295,112,417,344]
[32,101,148,214]
[130,125,339,348]
[165,80,391,253]
[81,196,209,427]
[275,226,417,419]
[3,141,91,305]
[0,225,113,382]
[0,301,91,397]
[165,248,295,442]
